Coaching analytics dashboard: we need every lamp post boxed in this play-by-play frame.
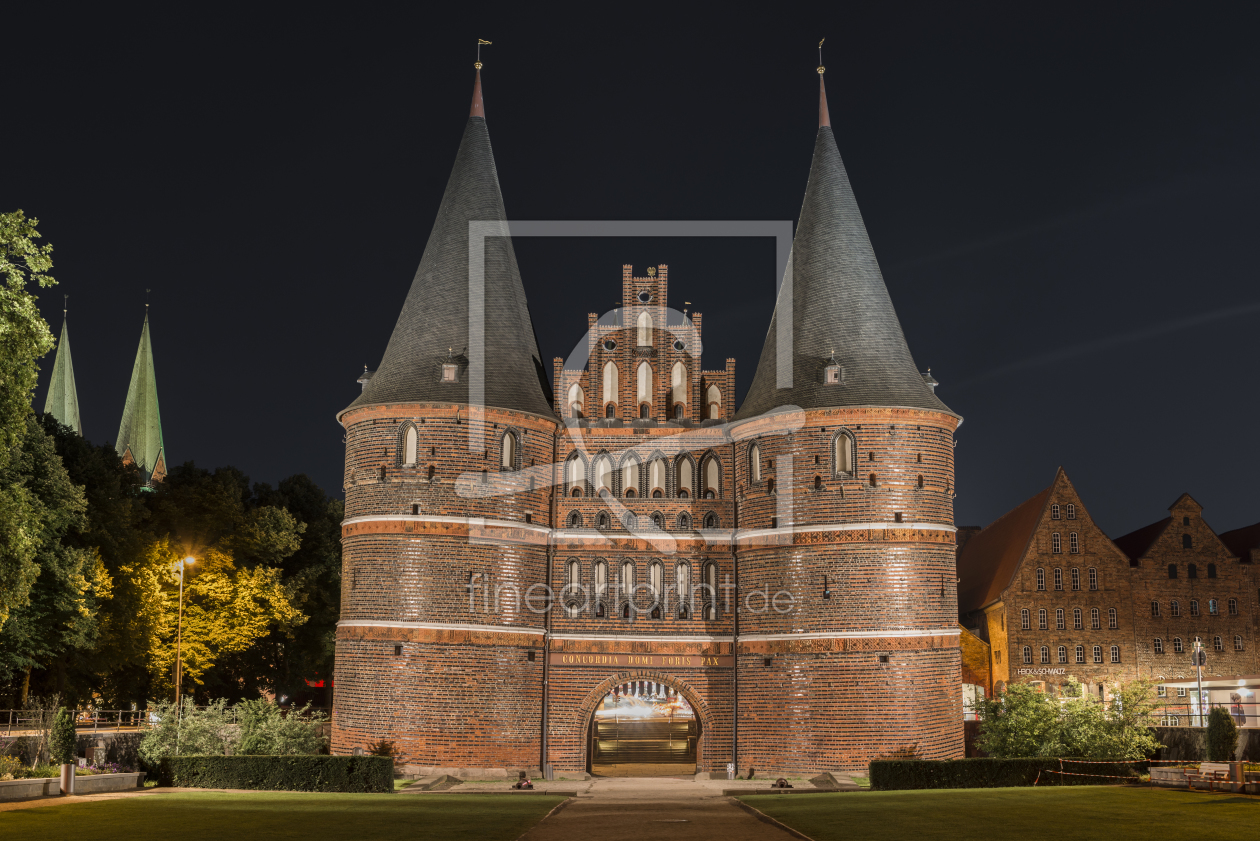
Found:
[174,557,195,712]
[1192,639,1206,726]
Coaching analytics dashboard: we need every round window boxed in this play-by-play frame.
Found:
[637,290,652,303]
[673,340,686,351]
[603,339,616,351]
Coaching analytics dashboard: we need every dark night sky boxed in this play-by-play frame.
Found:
[8,4,1259,537]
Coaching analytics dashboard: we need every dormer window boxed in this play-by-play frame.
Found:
[825,364,843,385]
[442,363,458,383]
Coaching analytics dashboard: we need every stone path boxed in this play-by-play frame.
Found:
[516,777,812,840]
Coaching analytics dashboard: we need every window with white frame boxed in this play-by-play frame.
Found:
[1171,600,1180,617]
[1176,687,1187,697]
[1075,645,1085,664]
[1110,645,1120,663]
[1036,568,1045,590]
[1173,637,1184,653]
[1073,608,1082,629]
[1056,608,1065,630]
[1209,599,1218,616]
[1093,645,1103,663]
[1091,608,1100,630]
[1157,685,1166,697]
[1057,645,1067,664]
[1190,600,1200,617]
[1051,503,1061,520]
[1066,503,1076,519]
[1235,635,1244,651]
[1071,568,1080,590]
[1229,598,1238,615]
[1021,608,1030,630]
[1108,608,1117,629]
[1052,533,1062,553]
[1040,646,1050,664]
[1022,646,1032,664]
[1038,609,1047,630]
[1054,568,1063,590]
[1151,600,1160,617]
[1069,532,1079,553]
[1154,638,1164,654]
[1088,568,1098,590]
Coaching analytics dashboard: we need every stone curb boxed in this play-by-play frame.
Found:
[729,797,819,841]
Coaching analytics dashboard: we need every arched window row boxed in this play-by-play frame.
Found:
[556,558,722,621]
[562,450,719,500]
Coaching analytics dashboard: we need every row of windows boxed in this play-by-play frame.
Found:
[1166,562,1217,579]
[1023,644,1120,665]
[1035,567,1097,591]
[1021,607,1115,631]
[1151,598,1237,618]
[566,510,720,530]
[1048,533,1081,554]
[566,451,723,499]
[399,425,524,471]
[1152,635,1245,653]
[1049,503,1077,520]
[559,558,721,620]
[580,360,724,421]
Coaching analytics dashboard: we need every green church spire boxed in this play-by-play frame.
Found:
[44,304,82,436]
[116,308,166,485]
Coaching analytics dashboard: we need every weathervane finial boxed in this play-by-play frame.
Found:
[476,38,491,70]
[818,38,825,74]
[64,293,68,317]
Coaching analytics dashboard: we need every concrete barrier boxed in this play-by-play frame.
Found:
[0,771,145,802]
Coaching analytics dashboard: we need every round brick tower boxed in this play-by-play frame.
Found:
[333,69,558,767]
[728,71,963,770]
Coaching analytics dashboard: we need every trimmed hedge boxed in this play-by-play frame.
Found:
[869,758,1144,790]
[158,755,392,792]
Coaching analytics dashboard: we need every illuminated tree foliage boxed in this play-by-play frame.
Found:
[0,210,56,626]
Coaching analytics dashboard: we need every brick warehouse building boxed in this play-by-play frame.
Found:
[333,66,964,775]
[958,469,1259,703]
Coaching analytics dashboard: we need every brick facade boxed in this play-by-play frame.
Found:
[959,471,1259,700]
[333,263,965,773]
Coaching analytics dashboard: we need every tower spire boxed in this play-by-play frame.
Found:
[471,39,491,117]
[44,297,82,435]
[117,307,166,486]
[817,40,830,128]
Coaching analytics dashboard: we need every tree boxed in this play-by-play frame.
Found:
[974,681,1066,757]
[48,707,76,765]
[0,417,105,707]
[0,210,57,627]
[1207,706,1238,761]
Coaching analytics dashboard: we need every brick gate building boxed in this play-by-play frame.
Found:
[332,65,963,774]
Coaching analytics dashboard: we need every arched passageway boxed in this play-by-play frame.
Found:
[588,680,700,777]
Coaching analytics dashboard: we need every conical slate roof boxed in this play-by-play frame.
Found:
[116,310,165,484]
[44,315,82,435]
[341,71,554,420]
[735,76,953,420]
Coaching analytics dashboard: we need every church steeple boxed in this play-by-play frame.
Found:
[341,64,553,420]
[116,308,166,485]
[44,302,82,435]
[735,68,952,420]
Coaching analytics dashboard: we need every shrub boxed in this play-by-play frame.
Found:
[49,708,77,766]
[0,755,22,780]
[1206,707,1238,761]
[869,758,1143,790]
[237,700,328,756]
[158,755,392,792]
[139,699,240,768]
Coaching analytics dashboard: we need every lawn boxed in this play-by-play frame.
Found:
[742,786,1258,841]
[1,790,568,841]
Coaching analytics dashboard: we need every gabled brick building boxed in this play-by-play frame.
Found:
[958,469,1136,698]
[333,66,963,775]
[959,476,1259,699]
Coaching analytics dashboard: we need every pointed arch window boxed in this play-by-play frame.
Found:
[402,425,418,465]
[621,561,635,618]
[648,561,663,618]
[602,361,619,417]
[750,443,762,483]
[636,361,652,412]
[622,459,639,497]
[703,456,720,498]
[677,512,691,530]
[702,562,718,620]
[567,383,585,418]
[832,429,855,476]
[649,458,667,497]
[566,455,585,497]
[670,362,687,413]
[637,311,653,346]
[705,384,721,420]
[567,510,582,528]
[677,458,693,498]
[500,431,517,470]
[594,456,613,497]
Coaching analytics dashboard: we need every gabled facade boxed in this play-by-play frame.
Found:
[116,309,166,485]
[958,468,1136,696]
[1118,494,1257,681]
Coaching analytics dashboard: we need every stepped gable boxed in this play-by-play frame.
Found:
[116,309,166,485]
[735,72,951,420]
[956,484,1052,613]
[44,313,82,435]
[341,69,554,420]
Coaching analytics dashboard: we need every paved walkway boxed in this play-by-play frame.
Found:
[517,777,807,840]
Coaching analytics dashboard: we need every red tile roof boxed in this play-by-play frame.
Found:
[1219,521,1260,563]
[957,485,1051,613]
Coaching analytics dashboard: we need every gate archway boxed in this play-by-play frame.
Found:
[579,675,706,777]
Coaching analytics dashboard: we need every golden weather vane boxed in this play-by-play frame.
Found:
[476,38,491,69]
[818,38,825,74]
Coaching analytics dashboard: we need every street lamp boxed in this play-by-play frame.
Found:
[174,556,196,711]
[1191,639,1206,726]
